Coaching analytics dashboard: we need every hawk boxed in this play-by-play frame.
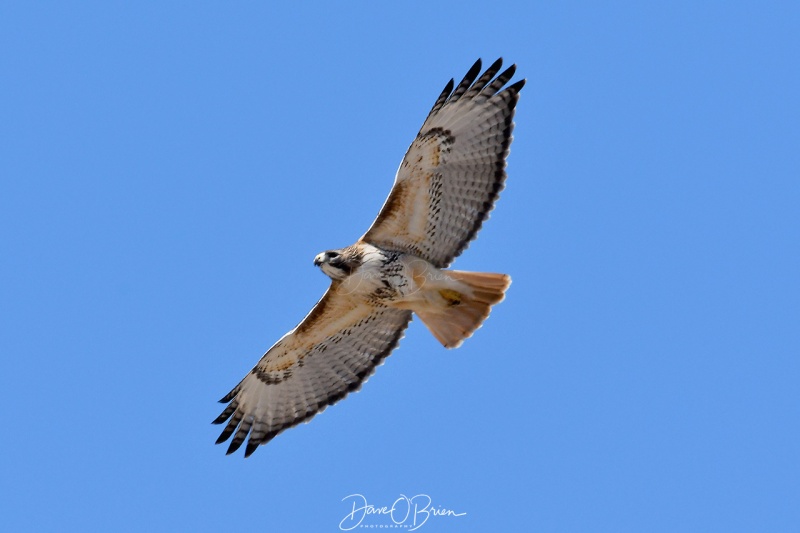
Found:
[214,58,525,456]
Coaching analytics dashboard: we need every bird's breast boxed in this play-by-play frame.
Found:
[336,248,416,303]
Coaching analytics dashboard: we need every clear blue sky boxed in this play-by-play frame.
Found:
[2,2,798,531]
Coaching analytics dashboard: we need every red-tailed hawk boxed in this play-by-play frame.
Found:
[214,58,525,456]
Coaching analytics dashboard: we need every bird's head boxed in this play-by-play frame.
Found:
[313,247,360,281]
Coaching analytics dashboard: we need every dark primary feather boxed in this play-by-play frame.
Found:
[427,78,455,119]
[449,58,483,103]
[464,58,504,99]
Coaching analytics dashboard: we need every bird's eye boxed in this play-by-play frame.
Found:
[327,251,340,259]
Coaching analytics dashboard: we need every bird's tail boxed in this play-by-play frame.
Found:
[415,270,511,349]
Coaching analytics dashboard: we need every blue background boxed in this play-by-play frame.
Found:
[2,2,798,531]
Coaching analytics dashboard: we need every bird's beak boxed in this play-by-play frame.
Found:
[313,253,324,267]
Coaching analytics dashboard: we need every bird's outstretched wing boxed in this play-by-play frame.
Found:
[213,286,412,457]
[361,58,525,268]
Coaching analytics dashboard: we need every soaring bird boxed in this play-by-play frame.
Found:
[214,58,524,456]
